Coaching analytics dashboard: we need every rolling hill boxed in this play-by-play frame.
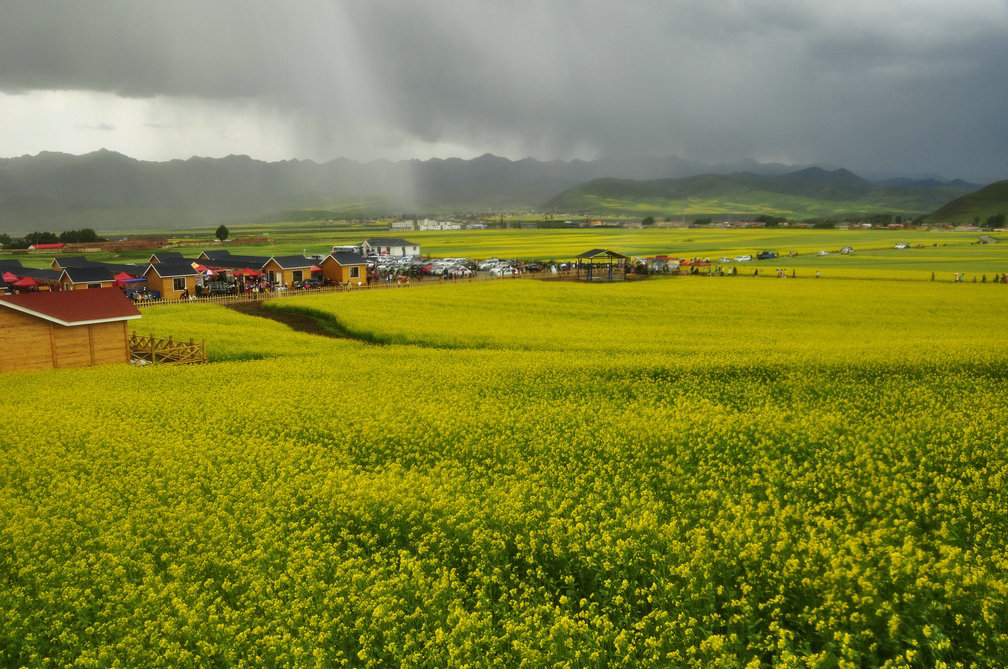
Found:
[542,168,978,220]
[926,179,1008,225]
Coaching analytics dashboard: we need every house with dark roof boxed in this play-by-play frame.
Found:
[0,287,141,371]
[197,249,233,261]
[99,262,148,276]
[58,266,117,291]
[197,252,271,271]
[321,252,370,286]
[360,237,420,257]
[144,262,200,300]
[262,255,316,287]
[148,251,187,263]
[14,267,63,288]
[51,255,102,271]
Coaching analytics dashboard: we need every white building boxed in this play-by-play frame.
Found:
[360,238,421,257]
[417,219,461,231]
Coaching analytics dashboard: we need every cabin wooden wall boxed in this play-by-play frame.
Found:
[0,310,57,371]
[60,281,114,291]
[0,310,130,372]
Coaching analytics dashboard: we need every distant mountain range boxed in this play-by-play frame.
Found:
[0,150,987,233]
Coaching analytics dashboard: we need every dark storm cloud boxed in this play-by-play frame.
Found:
[1,1,1006,181]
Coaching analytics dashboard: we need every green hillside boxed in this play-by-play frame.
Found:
[544,170,975,220]
[927,179,1008,225]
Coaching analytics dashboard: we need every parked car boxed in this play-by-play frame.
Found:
[894,243,909,249]
[734,254,753,262]
[206,280,232,295]
[756,250,778,260]
[817,249,829,256]
[718,257,732,263]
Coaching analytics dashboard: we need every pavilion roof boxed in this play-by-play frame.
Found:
[576,249,630,260]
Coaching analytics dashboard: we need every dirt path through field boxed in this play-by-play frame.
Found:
[225,301,342,338]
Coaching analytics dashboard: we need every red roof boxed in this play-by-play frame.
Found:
[0,287,141,326]
[28,243,65,249]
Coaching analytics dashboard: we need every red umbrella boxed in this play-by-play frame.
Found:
[114,271,145,286]
[2,271,19,283]
[233,267,261,277]
[310,265,322,273]
[13,276,40,287]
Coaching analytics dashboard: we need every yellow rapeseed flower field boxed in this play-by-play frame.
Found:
[1,276,1006,666]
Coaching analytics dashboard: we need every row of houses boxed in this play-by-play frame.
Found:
[1,249,375,300]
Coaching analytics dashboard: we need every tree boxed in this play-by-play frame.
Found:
[215,224,229,241]
[24,231,60,245]
[641,216,655,227]
[59,228,101,243]
[755,214,785,227]
[986,213,1005,228]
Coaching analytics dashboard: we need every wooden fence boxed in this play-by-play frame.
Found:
[129,333,207,365]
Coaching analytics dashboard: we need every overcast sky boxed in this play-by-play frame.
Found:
[1,1,1006,182]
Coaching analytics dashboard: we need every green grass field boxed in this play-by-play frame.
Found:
[3,278,1007,666]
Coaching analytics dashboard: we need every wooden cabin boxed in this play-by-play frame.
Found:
[58,266,116,291]
[9,268,62,291]
[0,288,141,372]
[198,249,232,262]
[51,256,101,271]
[321,252,369,286]
[196,252,270,272]
[143,262,199,299]
[262,256,315,287]
[148,251,187,263]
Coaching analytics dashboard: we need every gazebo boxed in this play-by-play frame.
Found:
[575,249,632,281]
